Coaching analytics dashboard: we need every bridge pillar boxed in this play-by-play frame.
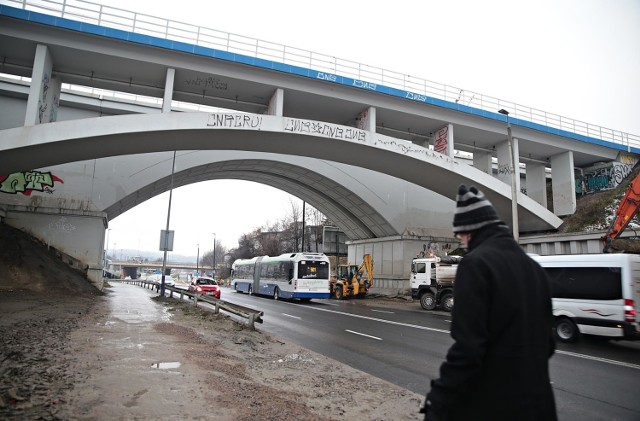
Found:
[526,161,548,208]
[347,233,458,297]
[434,124,454,157]
[25,44,61,126]
[550,151,577,216]
[162,68,175,113]
[473,150,493,174]
[268,88,284,116]
[3,205,107,290]
[357,107,376,132]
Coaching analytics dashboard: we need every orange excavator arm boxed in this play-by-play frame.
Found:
[603,173,640,252]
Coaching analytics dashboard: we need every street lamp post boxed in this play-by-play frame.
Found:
[498,109,519,242]
[196,243,200,276]
[160,151,177,297]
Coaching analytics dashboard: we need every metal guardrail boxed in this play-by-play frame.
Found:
[1,0,637,149]
[119,279,264,329]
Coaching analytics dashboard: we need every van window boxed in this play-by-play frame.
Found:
[544,267,622,300]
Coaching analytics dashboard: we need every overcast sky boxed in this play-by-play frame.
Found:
[99,0,640,258]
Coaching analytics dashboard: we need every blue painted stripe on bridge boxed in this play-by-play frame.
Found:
[1,5,636,155]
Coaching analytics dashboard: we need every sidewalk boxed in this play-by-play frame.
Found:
[61,282,237,420]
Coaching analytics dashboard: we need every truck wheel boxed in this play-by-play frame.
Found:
[273,287,279,300]
[554,317,579,343]
[420,292,437,310]
[335,286,344,300]
[440,293,454,312]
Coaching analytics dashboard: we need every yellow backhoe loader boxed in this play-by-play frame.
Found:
[330,254,374,299]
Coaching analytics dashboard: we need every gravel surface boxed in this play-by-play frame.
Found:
[0,223,424,420]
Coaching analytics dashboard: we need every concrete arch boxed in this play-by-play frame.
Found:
[1,112,563,232]
[104,159,398,240]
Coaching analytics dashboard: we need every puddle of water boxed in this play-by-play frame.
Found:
[151,362,181,369]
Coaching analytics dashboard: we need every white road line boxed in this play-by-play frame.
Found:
[282,313,301,320]
[303,304,450,334]
[280,301,639,371]
[346,329,382,340]
[371,309,394,314]
[555,350,640,370]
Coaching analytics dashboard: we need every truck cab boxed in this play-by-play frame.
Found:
[410,256,460,311]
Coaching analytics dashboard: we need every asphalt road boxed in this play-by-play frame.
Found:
[218,288,640,421]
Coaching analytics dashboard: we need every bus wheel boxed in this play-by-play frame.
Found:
[273,287,279,300]
[440,293,454,312]
[554,317,578,343]
[420,292,436,310]
[335,286,344,300]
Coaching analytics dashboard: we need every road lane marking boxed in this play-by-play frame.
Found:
[371,309,394,314]
[282,313,301,320]
[280,301,639,371]
[555,350,640,370]
[302,304,450,334]
[346,329,382,340]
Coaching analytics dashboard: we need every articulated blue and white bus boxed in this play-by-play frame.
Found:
[231,253,331,301]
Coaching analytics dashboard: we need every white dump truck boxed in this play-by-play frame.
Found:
[410,256,461,312]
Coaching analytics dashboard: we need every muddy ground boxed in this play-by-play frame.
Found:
[0,223,424,420]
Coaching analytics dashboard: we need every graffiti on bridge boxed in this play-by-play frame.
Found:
[0,171,64,195]
[576,162,633,194]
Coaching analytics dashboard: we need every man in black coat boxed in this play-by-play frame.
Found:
[421,185,557,421]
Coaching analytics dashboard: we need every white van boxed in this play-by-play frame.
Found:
[531,254,640,342]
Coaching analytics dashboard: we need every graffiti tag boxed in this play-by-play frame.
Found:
[576,162,633,194]
[184,76,228,90]
[0,171,64,195]
[317,72,338,82]
[207,113,262,128]
[434,126,449,155]
[284,119,366,142]
[352,80,377,90]
[405,92,427,103]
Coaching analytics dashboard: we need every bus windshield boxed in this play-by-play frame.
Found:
[297,260,329,279]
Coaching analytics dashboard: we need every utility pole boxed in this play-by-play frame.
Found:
[498,109,519,242]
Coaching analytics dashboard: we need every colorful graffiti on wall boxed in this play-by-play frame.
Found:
[576,161,634,195]
[0,171,64,195]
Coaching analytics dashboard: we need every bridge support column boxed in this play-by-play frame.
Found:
[162,68,175,113]
[550,151,577,216]
[434,124,454,158]
[357,107,376,132]
[347,233,458,297]
[3,205,107,290]
[268,88,284,116]
[526,162,548,208]
[25,44,61,126]
[473,150,493,174]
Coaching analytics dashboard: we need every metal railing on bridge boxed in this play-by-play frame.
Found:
[119,278,264,329]
[1,0,637,150]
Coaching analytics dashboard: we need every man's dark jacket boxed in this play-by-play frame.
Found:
[424,224,557,421]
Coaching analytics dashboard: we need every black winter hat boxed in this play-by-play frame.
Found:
[452,185,503,233]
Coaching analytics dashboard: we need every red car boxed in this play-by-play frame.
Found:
[189,277,221,299]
